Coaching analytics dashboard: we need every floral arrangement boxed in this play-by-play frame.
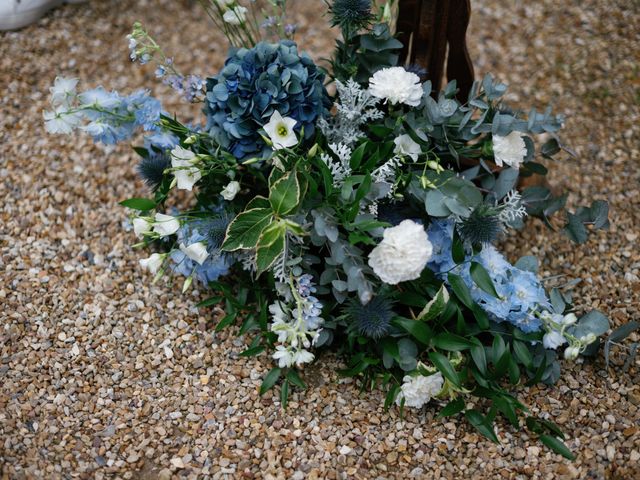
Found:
[45,0,611,458]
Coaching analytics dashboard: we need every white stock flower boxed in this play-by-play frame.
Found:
[179,242,209,265]
[152,213,180,237]
[368,220,433,285]
[393,134,421,161]
[395,372,444,408]
[273,345,295,368]
[492,131,527,169]
[543,330,567,350]
[49,76,78,106]
[139,253,164,275]
[221,180,241,201]
[133,217,153,238]
[223,6,248,25]
[263,111,297,150]
[368,67,423,107]
[171,145,202,191]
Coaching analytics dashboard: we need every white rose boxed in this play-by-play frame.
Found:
[368,67,423,107]
[133,217,153,238]
[152,213,180,237]
[179,242,209,265]
[221,180,241,201]
[139,253,164,275]
[492,131,527,169]
[263,110,297,150]
[393,134,421,161]
[395,372,444,408]
[542,330,566,350]
[171,145,202,191]
[368,220,432,285]
[223,6,248,25]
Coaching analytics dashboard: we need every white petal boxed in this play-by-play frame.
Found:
[179,242,209,265]
[153,213,180,237]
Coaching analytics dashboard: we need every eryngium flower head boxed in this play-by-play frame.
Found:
[204,41,329,159]
[346,295,395,339]
[137,152,169,191]
[329,0,373,31]
[458,204,503,244]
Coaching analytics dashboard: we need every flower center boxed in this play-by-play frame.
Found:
[277,124,289,137]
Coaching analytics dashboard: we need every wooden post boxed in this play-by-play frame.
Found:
[396,0,474,101]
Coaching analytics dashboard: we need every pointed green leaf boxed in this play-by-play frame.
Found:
[393,317,433,345]
[465,409,499,443]
[255,222,286,275]
[540,435,575,460]
[259,367,282,395]
[470,262,499,298]
[448,273,474,309]
[120,197,156,211]
[286,369,307,389]
[428,351,461,388]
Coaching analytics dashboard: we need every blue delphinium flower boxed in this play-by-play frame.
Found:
[143,130,179,150]
[294,275,323,330]
[204,41,329,159]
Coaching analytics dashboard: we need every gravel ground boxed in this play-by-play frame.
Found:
[1,0,639,478]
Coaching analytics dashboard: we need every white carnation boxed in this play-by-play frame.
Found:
[368,220,432,285]
[368,67,423,107]
[395,372,444,408]
[492,131,527,169]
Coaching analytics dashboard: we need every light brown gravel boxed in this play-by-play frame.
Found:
[1,0,639,478]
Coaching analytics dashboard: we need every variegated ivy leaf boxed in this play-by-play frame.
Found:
[269,170,300,216]
[221,207,273,252]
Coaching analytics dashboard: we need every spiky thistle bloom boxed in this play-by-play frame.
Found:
[458,204,504,244]
[137,153,170,191]
[329,0,373,33]
[346,295,395,339]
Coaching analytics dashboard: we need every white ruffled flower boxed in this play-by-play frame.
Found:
[543,330,567,350]
[368,67,423,107]
[395,372,444,408]
[263,111,297,150]
[152,213,180,237]
[133,217,153,238]
[393,134,421,161]
[171,145,202,191]
[223,6,248,25]
[179,242,209,265]
[139,253,165,275]
[492,131,527,169]
[368,220,433,285]
[49,76,78,106]
[221,180,241,201]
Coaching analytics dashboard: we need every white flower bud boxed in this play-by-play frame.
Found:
[563,346,580,361]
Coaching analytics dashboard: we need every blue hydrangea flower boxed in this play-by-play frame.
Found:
[204,41,329,159]
[425,219,549,332]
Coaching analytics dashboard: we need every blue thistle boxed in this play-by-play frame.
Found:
[458,204,503,244]
[329,0,373,32]
[346,295,395,339]
[137,153,169,190]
